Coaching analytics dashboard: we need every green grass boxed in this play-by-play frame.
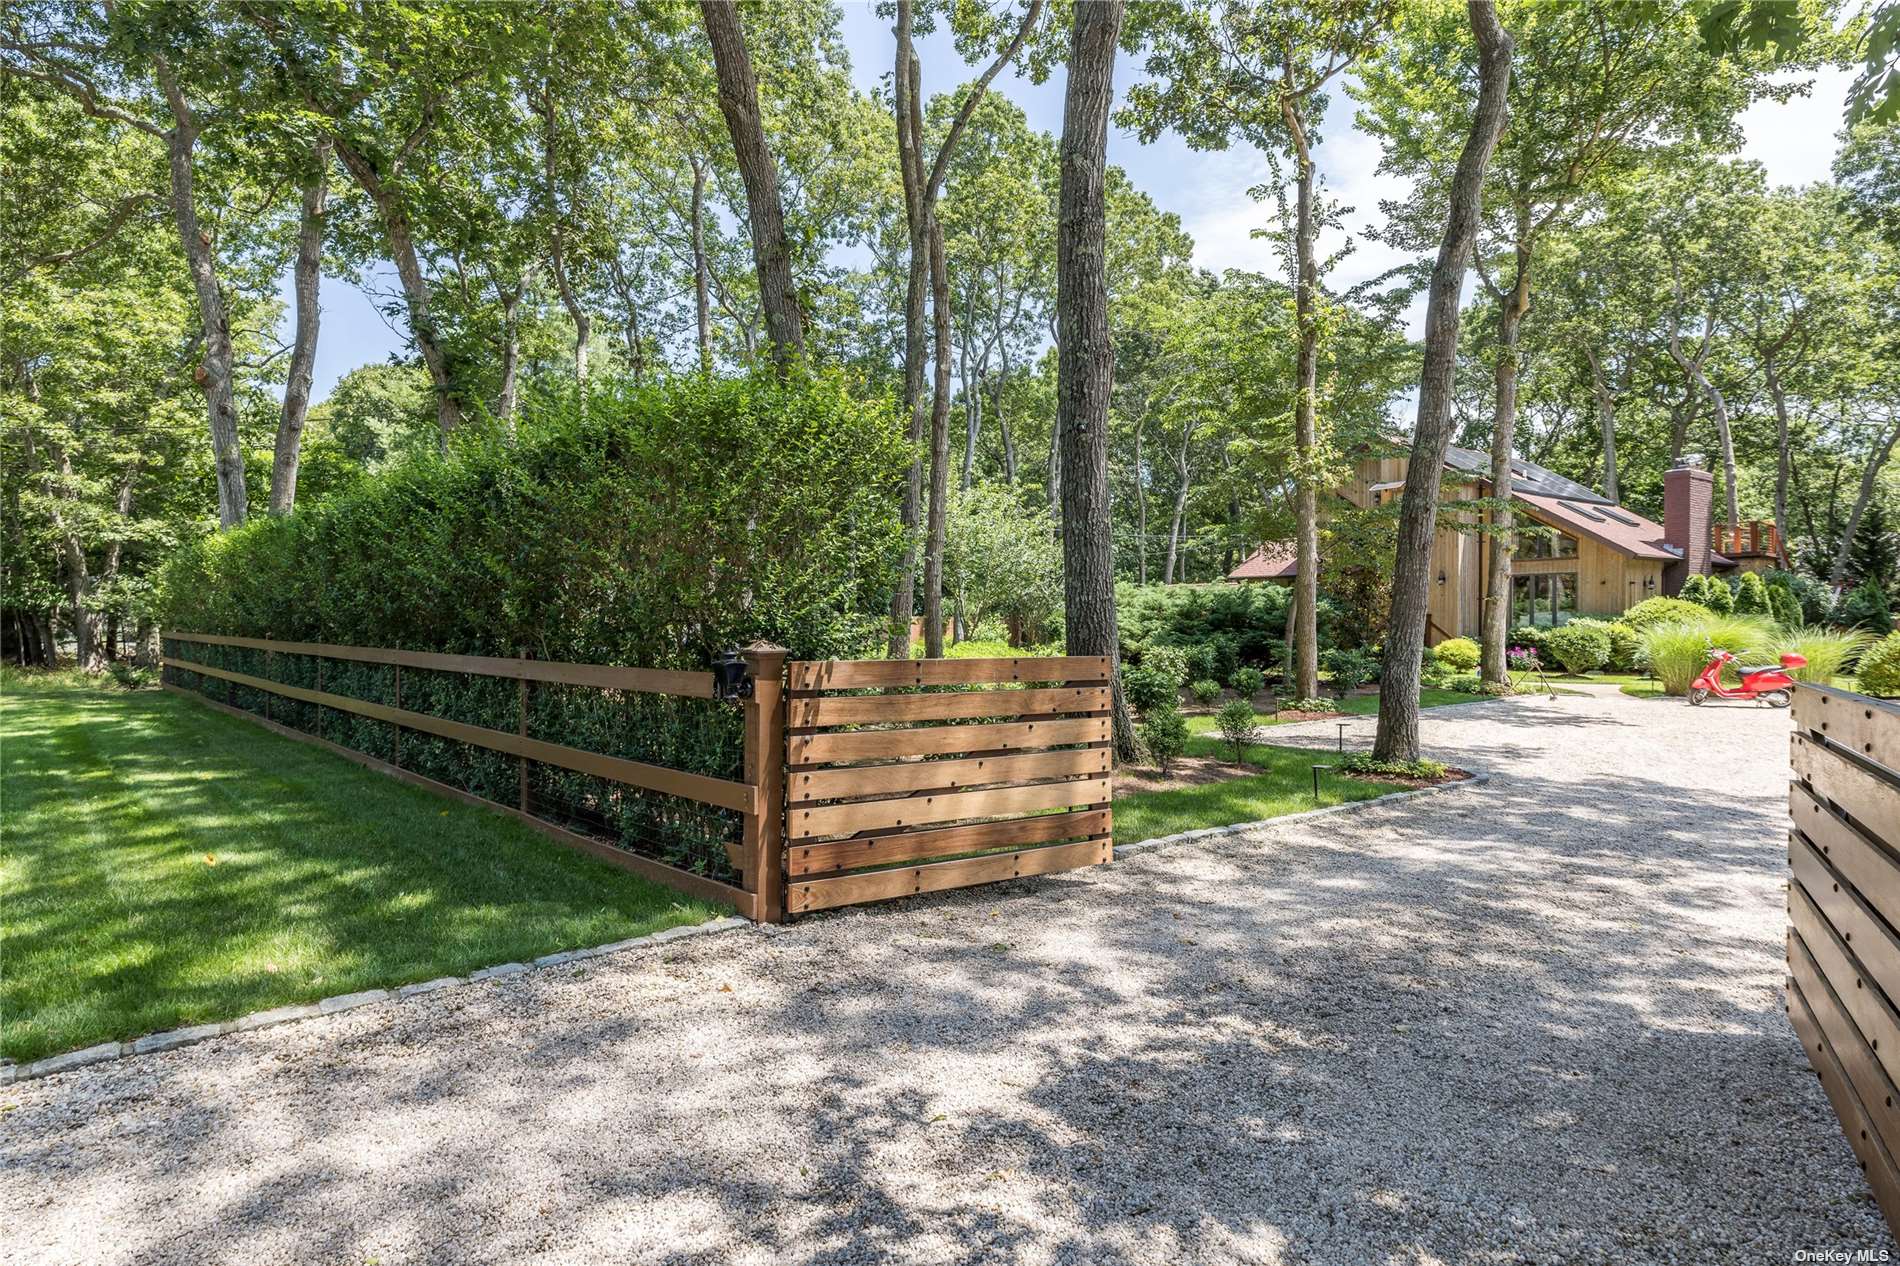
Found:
[1186,688,1474,735]
[1619,673,1857,700]
[1,670,720,1062]
[1115,741,1406,844]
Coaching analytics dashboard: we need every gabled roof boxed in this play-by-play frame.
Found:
[1443,444,1612,505]
[1226,541,1297,580]
[1514,492,1677,561]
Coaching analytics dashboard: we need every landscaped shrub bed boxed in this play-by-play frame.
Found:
[157,370,909,880]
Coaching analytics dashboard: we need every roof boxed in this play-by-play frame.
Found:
[1514,492,1678,562]
[1226,541,1297,580]
[1443,444,1612,505]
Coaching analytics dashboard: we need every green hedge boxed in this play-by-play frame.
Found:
[158,371,911,880]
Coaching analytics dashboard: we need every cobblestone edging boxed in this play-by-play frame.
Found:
[2,915,752,1087]
[1113,769,1491,859]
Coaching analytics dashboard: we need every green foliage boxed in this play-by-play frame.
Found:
[1322,646,1378,695]
[1341,752,1449,781]
[1544,621,1612,674]
[1509,625,1548,658]
[1230,665,1265,696]
[1855,632,1900,696]
[1638,615,1773,694]
[1189,678,1222,705]
[1605,622,1642,673]
[1277,696,1335,714]
[1446,672,1483,694]
[1834,579,1895,635]
[1116,582,1289,668]
[945,483,1062,644]
[1140,704,1190,774]
[1733,571,1772,617]
[1621,596,1711,629]
[1214,698,1258,763]
[1432,637,1481,671]
[1140,645,1191,690]
[1121,665,1179,716]
[1766,569,1833,625]
[1760,625,1874,683]
[1768,577,1803,628]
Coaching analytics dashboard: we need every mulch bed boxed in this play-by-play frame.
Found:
[1341,766,1475,790]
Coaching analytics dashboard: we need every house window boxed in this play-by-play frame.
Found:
[1511,573,1578,626]
[1515,526,1577,558]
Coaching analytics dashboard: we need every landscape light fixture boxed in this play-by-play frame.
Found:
[711,649,754,702]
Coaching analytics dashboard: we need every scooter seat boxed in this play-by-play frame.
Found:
[1736,664,1781,676]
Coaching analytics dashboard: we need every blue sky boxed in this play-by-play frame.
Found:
[294,3,1854,403]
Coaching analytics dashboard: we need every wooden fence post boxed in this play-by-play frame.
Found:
[741,642,789,923]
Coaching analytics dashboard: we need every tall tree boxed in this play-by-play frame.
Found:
[1056,0,1135,759]
[1373,0,1513,763]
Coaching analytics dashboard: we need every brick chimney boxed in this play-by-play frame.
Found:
[1662,455,1713,595]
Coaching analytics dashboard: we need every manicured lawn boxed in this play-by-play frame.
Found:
[1,671,719,1062]
[1186,688,1476,736]
[1115,742,1406,845]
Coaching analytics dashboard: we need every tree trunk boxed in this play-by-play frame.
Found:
[155,60,246,528]
[1830,418,1900,587]
[1666,282,1740,528]
[1767,353,1791,543]
[1134,421,1148,584]
[1056,0,1136,761]
[1163,470,1188,584]
[608,255,646,384]
[887,22,928,658]
[1280,89,1321,701]
[541,92,590,383]
[1584,344,1618,502]
[922,215,953,658]
[1480,243,1530,689]
[690,157,714,372]
[47,442,103,671]
[272,136,330,515]
[698,0,804,368]
[1375,1,1512,761]
[497,289,521,431]
[960,308,981,490]
[995,337,1016,483]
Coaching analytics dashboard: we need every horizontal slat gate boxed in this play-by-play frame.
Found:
[1788,684,1900,1235]
[784,655,1113,914]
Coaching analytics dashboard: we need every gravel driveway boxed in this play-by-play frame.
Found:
[5,687,1891,1263]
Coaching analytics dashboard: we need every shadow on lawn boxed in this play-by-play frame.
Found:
[2,691,1885,1263]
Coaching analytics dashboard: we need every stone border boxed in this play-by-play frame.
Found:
[1114,769,1492,858]
[2,915,751,1087]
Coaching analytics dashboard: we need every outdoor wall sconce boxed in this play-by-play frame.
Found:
[1436,571,1447,587]
[711,649,754,702]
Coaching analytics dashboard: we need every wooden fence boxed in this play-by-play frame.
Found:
[782,655,1114,915]
[1788,683,1900,1233]
[161,633,787,921]
[161,638,1115,923]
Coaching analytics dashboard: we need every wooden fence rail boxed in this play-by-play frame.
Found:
[161,633,785,921]
[782,655,1114,915]
[1788,683,1900,1234]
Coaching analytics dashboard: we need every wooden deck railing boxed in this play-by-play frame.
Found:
[161,633,789,921]
[1713,520,1783,559]
[1788,684,1900,1234]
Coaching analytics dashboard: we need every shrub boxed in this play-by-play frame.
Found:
[1506,645,1542,673]
[1704,576,1734,615]
[1767,569,1831,624]
[1447,672,1482,694]
[1323,646,1378,695]
[107,662,155,690]
[1639,615,1772,695]
[1214,698,1258,763]
[1115,581,1302,669]
[1759,626,1873,684]
[1140,704,1190,773]
[1189,678,1222,705]
[1620,596,1709,629]
[1142,645,1191,690]
[1420,650,1450,688]
[1510,625,1548,658]
[1544,621,1611,674]
[1230,665,1265,696]
[1432,637,1481,671]
[1604,622,1641,673]
[1856,632,1900,696]
[1277,696,1335,714]
[1121,665,1179,716]
[1834,580,1895,635]
[1341,752,1449,781]
[1182,642,1218,683]
[1733,571,1772,617]
[1768,579,1802,629]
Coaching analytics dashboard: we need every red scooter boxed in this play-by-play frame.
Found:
[1688,646,1805,708]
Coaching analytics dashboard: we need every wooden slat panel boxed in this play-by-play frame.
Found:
[167,686,758,918]
[1789,881,1900,1094]
[1794,683,1900,772]
[788,748,1110,804]
[788,716,1109,764]
[1791,831,1900,1010]
[787,808,1111,877]
[787,656,1108,690]
[164,656,753,813]
[1792,731,1900,844]
[789,685,1108,728]
[1790,928,1900,1169]
[1788,969,1900,1231]
[787,777,1111,839]
[786,837,1111,913]
[165,632,714,697]
[1791,781,1900,936]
